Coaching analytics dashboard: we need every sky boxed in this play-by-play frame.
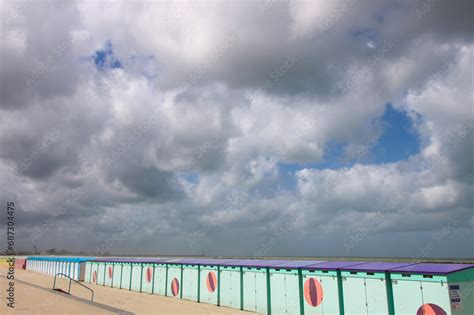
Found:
[0,0,473,259]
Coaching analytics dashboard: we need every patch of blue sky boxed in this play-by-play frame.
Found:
[371,103,420,163]
[92,40,122,70]
[180,172,199,184]
[278,103,421,175]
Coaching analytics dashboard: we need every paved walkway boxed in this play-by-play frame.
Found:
[0,268,251,314]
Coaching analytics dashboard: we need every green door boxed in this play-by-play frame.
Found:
[229,268,241,310]
[392,278,423,314]
[391,273,451,315]
[131,263,142,291]
[220,267,241,309]
[59,262,64,276]
[242,267,268,314]
[270,269,301,315]
[141,264,154,293]
[167,265,182,298]
[365,277,388,314]
[421,281,451,314]
[255,270,268,313]
[303,275,328,315]
[153,265,167,295]
[121,264,132,290]
[220,269,232,308]
[199,267,218,305]
[90,263,99,284]
[97,263,105,285]
[286,272,302,315]
[55,261,60,276]
[301,271,342,315]
[112,264,122,288]
[243,269,257,312]
[320,274,340,315]
[85,263,92,283]
[182,266,199,301]
[270,272,286,314]
[105,263,114,287]
[342,275,367,315]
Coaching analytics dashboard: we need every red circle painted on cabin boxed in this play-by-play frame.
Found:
[171,278,180,296]
[206,271,217,292]
[108,266,113,279]
[304,278,323,307]
[92,271,97,283]
[416,304,447,315]
[146,267,153,283]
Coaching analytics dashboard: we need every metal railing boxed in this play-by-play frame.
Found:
[53,273,94,302]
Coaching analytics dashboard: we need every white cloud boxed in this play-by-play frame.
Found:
[0,0,472,257]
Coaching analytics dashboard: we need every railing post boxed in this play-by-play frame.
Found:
[68,278,72,294]
[197,265,201,303]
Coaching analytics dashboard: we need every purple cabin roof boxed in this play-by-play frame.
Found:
[92,257,170,263]
[88,258,473,275]
[220,259,280,268]
[168,258,237,266]
[224,259,291,268]
[339,262,416,272]
[218,260,252,266]
[163,258,189,264]
[391,263,474,275]
[243,260,292,268]
[302,261,367,270]
[157,258,199,265]
[197,259,234,265]
[272,260,326,269]
[178,259,326,268]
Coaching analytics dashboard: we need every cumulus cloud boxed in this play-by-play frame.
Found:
[0,0,472,258]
